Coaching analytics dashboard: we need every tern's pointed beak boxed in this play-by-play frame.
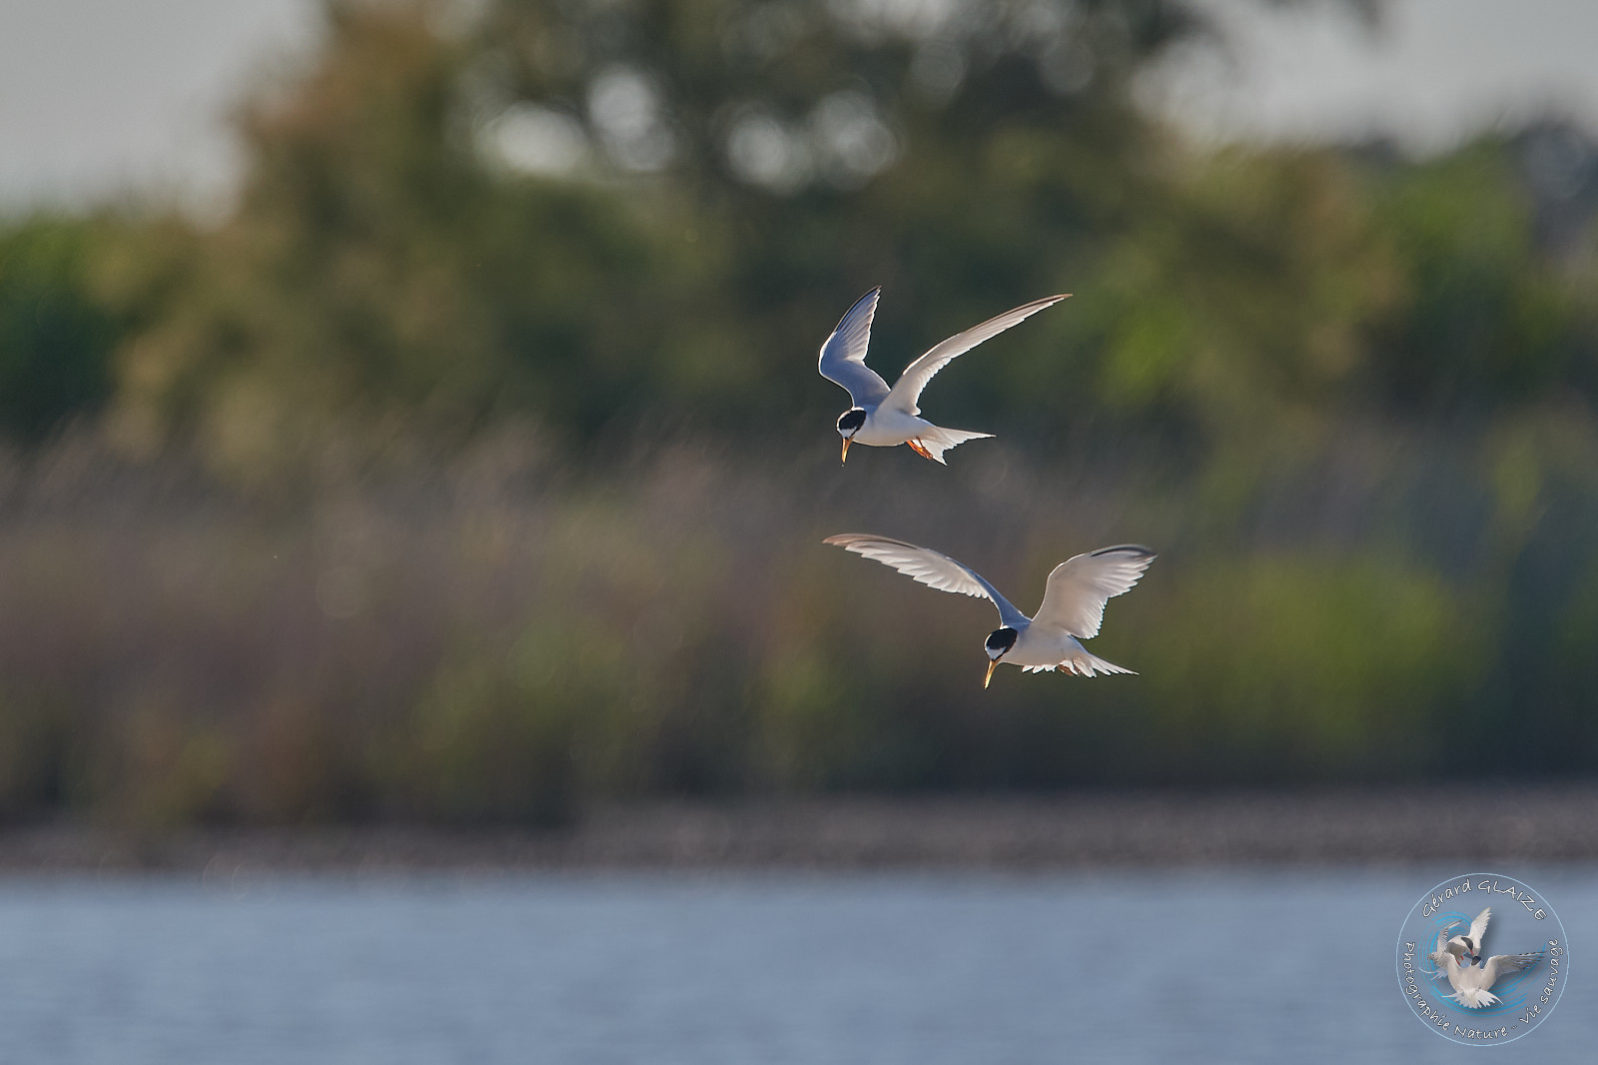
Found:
[983,659,999,689]
[840,436,852,464]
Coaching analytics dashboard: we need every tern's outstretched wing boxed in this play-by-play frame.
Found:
[1032,545,1156,638]
[1468,908,1492,950]
[823,534,1028,629]
[880,294,1067,415]
[818,287,891,407]
[1482,952,1542,987]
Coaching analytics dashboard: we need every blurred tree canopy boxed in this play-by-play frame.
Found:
[5,0,1594,463]
[85,0,1425,469]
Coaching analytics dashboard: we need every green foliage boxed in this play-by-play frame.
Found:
[402,633,590,826]
[1366,141,1598,412]
[1140,555,1482,780]
[0,217,118,443]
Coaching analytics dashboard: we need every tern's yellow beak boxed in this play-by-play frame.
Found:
[983,659,999,689]
[841,436,852,463]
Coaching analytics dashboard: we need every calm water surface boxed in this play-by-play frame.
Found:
[0,866,1590,1064]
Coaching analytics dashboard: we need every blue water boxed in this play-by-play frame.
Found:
[0,866,1589,1064]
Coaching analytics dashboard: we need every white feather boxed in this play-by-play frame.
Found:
[817,287,890,407]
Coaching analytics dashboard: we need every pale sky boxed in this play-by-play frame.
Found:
[1152,0,1598,150]
[0,0,317,212]
[1,0,1597,212]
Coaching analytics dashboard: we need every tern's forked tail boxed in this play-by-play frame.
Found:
[1022,651,1137,677]
[1449,988,1501,1009]
[915,425,993,464]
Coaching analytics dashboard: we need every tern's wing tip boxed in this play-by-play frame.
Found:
[1088,544,1157,560]
[823,532,907,546]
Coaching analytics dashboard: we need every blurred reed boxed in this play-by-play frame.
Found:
[0,412,1592,830]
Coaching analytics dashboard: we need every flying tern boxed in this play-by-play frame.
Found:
[824,534,1154,687]
[818,287,1068,464]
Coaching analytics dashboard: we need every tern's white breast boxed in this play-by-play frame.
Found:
[854,407,929,447]
[1005,625,1081,668]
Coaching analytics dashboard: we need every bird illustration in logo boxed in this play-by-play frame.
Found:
[1428,907,1543,1009]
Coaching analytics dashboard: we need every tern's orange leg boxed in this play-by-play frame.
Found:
[906,438,934,461]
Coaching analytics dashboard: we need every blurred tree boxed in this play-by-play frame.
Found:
[0,217,118,443]
[110,1,691,476]
[1364,137,1598,416]
[105,0,1382,471]
[470,0,1383,441]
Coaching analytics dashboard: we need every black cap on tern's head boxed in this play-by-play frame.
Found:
[983,627,1018,688]
[837,408,867,463]
[984,627,1018,660]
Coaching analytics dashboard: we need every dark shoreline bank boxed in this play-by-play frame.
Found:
[4,784,1595,874]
